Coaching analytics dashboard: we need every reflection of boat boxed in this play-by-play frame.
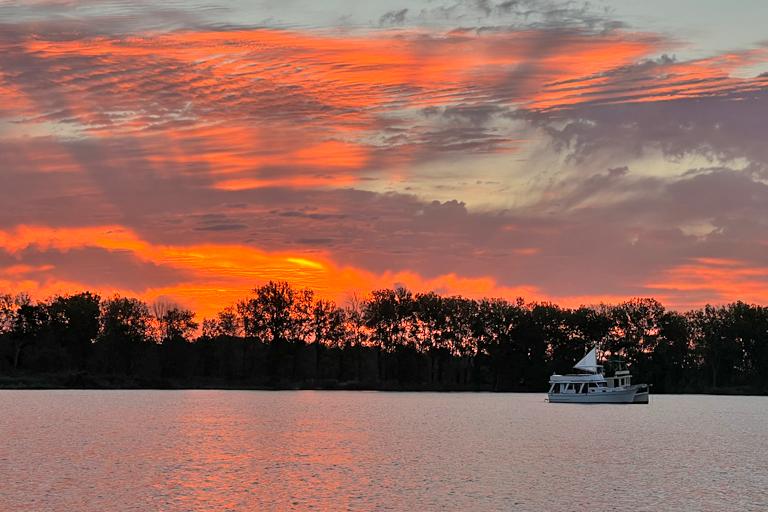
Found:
[547,348,649,404]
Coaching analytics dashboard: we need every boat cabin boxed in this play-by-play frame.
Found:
[606,370,631,388]
[548,379,608,395]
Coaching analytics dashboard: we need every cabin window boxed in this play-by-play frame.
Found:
[581,384,588,394]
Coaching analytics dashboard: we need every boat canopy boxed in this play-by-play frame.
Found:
[574,347,602,373]
[549,372,605,383]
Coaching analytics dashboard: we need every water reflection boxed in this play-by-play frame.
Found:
[1,391,767,511]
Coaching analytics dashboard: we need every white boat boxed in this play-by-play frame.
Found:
[547,348,649,404]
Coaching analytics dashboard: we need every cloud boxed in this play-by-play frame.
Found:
[2,159,768,313]
[528,88,768,168]
[379,8,409,26]
[647,258,768,308]
[403,0,623,33]
[0,24,669,183]
[0,224,548,317]
[2,4,768,312]
[0,246,193,291]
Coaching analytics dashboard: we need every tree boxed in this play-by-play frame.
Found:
[0,294,19,369]
[413,292,446,383]
[344,294,367,349]
[202,306,241,339]
[688,305,741,389]
[237,281,314,344]
[0,294,16,334]
[10,296,49,369]
[97,296,154,375]
[549,306,592,374]
[364,287,415,351]
[472,298,525,390]
[518,302,565,388]
[155,305,198,343]
[443,297,478,384]
[606,298,666,375]
[651,310,693,392]
[152,305,198,379]
[364,287,416,382]
[236,281,315,381]
[713,302,768,389]
[310,299,347,378]
[47,292,101,370]
[343,294,368,381]
[311,300,347,348]
[4,284,768,394]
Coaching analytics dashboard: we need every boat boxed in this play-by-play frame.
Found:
[547,347,649,404]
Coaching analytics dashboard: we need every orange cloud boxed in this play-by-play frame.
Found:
[646,258,768,309]
[8,24,765,195]
[19,28,665,114]
[2,27,675,187]
[0,224,634,318]
[5,224,759,315]
[534,47,768,110]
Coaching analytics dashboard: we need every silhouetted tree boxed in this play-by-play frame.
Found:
[96,296,154,375]
[202,306,241,339]
[364,287,416,381]
[2,285,768,394]
[473,298,524,390]
[237,281,315,381]
[444,297,478,385]
[238,281,313,344]
[156,306,198,343]
[650,310,692,392]
[47,292,101,370]
[0,294,19,369]
[414,292,446,383]
[10,296,48,369]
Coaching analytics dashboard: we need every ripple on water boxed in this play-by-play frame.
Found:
[0,391,767,511]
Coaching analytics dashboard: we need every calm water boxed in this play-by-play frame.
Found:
[0,391,766,511]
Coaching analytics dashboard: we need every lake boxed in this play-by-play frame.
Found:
[0,391,766,511]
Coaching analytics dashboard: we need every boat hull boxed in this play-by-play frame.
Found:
[548,385,648,404]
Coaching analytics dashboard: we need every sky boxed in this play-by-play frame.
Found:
[2,0,768,317]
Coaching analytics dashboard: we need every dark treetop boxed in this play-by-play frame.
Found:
[1,282,767,393]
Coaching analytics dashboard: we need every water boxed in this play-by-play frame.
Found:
[0,391,766,511]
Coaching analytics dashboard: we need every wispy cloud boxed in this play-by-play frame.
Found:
[2,1,768,311]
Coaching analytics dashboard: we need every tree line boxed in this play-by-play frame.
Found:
[1,281,767,393]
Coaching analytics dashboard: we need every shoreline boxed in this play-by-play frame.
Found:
[1,373,765,396]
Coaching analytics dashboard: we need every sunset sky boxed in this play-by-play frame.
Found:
[2,0,768,317]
